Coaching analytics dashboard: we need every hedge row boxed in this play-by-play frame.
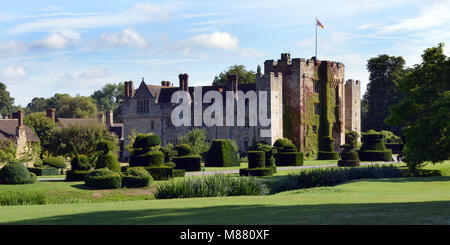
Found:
[275,152,303,166]
[28,167,59,176]
[173,155,202,172]
[204,139,239,167]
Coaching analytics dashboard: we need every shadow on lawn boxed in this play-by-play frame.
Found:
[4,200,450,225]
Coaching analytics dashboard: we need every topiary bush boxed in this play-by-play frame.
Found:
[338,144,360,167]
[96,140,115,154]
[84,168,122,189]
[129,134,164,167]
[204,139,240,167]
[66,169,92,181]
[42,156,67,169]
[275,152,304,166]
[96,154,121,173]
[358,132,393,161]
[173,155,202,171]
[247,151,265,169]
[0,162,36,184]
[133,134,161,149]
[174,144,193,157]
[70,154,92,171]
[239,167,274,177]
[122,167,153,188]
[144,166,173,180]
[317,136,339,160]
[249,141,276,169]
[173,169,186,178]
[28,167,59,176]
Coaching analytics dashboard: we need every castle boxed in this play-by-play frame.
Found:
[122,53,360,159]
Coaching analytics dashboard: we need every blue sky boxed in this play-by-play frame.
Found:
[1,0,449,106]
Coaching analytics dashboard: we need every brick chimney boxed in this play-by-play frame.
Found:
[12,110,24,127]
[46,108,56,122]
[227,74,238,92]
[124,81,134,98]
[178,74,185,91]
[106,110,114,126]
[98,113,105,124]
[13,110,26,158]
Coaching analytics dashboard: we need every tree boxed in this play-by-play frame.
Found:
[363,55,405,135]
[91,83,124,122]
[178,128,211,157]
[24,112,57,156]
[386,43,450,172]
[54,94,98,118]
[26,97,50,114]
[0,82,15,115]
[212,65,256,86]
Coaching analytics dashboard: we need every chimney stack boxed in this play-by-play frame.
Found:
[178,74,189,91]
[124,81,134,98]
[46,108,56,122]
[98,113,105,124]
[106,110,114,126]
[12,110,24,127]
[227,74,238,92]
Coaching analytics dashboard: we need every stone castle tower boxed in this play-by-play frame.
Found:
[345,79,361,138]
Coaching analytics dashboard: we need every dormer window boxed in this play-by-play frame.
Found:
[137,99,149,113]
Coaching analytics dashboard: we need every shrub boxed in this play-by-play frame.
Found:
[0,191,49,206]
[247,151,265,169]
[173,155,202,171]
[358,132,393,161]
[239,168,274,177]
[160,144,177,163]
[204,139,240,167]
[28,167,59,176]
[317,136,339,160]
[84,168,122,189]
[122,167,153,188]
[275,152,304,166]
[155,174,268,199]
[165,161,176,168]
[358,150,392,162]
[317,151,339,160]
[385,143,404,154]
[42,156,67,169]
[0,162,36,185]
[133,134,161,149]
[96,140,115,154]
[70,154,92,171]
[144,166,173,180]
[273,138,294,149]
[66,169,92,181]
[249,142,276,168]
[173,169,186,178]
[33,159,43,168]
[338,143,361,167]
[95,154,121,173]
[174,144,193,156]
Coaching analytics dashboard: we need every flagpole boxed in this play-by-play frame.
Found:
[315,16,317,59]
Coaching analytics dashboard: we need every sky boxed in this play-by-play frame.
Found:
[1,0,449,106]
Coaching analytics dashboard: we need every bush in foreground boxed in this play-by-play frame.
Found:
[0,162,36,185]
[122,167,153,188]
[155,174,268,199]
[84,168,122,189]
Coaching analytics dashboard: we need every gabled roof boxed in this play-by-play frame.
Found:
[0,119,39,142]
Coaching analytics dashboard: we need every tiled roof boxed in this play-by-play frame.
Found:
[57,118,101,127]
[0,119,39,142]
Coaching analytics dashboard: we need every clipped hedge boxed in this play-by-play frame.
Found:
[173,169,186,178]
[96,140,115,154]
[275,152,304,166]
[317,151,339,160]
[174,144,193,157]
[66,169,92,181]
[173,155,202,172]
[133,134,161,149]
[70,154,92,171]
[385,143,403,154]
[122,167,153,188]
[248,151,265,169]
[204,139,240,167]
[0,162,36,185]
[338,151,360,167]
[144,166,173,180]
[358,132,393,162]
[42,156,67,169]
[359,150,392,162]
[95,154,121,173]
[84,168,122,189]
[130,151,164,167]
[28,167,59,176]
[239,167,274,177]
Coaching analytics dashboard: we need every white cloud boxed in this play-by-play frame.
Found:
[2,65,27,80]
[378,1,450,34]
[0,40,28,56]
[101,29,148,49]
[9,2,173,34]
[79,68,109,79]
[183,31,239,51]
[32,33,70,50]
[297,38,315,47]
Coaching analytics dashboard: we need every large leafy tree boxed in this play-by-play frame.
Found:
[212,65,256,86]
[178,128,211,157]
[24,112,57,155]
[363,55,405,135]
[53,94,98,118]
[0,82,15,115]
[26,97,50,114]
[91,83,124,122]
[386,43,450,172]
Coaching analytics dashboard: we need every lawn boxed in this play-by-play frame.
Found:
[0,161,449,225]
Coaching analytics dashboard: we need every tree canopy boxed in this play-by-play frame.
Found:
[362,55,405,135]
[385,43,450,171]
[212,65,256,86]
[91,83,124,122]
[0,82,15,115]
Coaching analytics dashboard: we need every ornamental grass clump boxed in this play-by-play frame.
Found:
[155,174,268,199]
[0,191,49,206]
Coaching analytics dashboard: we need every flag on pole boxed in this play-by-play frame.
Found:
[316,18,324,29]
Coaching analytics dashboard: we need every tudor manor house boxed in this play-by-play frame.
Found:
[122,53,361,159]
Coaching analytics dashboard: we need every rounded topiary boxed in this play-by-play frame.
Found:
[70,154,92,171]
[273,138,293,149]
[204,139,240,167]
[358,132,393,162]
[122,167,153,188]
[0,162,36,184]
[133,134,161,149]
[66,169,92,181]
[338,144,360,167]
[96,140,115,154]
[42,156,67,169]
[84,168,122,189]
[174,144,192,157]
[95,154,121,173]
[317,137,339,160]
